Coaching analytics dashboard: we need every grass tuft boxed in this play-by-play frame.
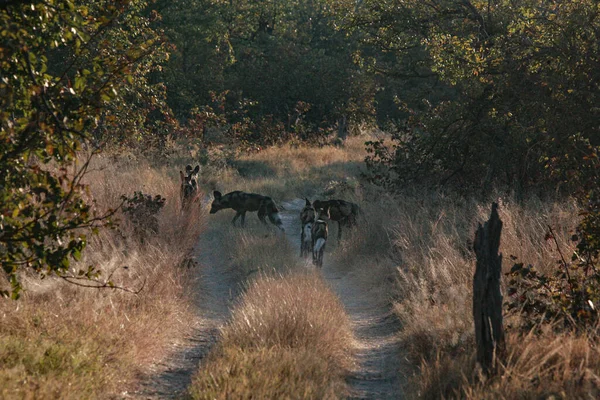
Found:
[190,272,353,399]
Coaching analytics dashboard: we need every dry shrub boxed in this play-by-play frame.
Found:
[0,154,204,399]
[190,272,354,399]
[190,346,344,400]
[223,273,353,364]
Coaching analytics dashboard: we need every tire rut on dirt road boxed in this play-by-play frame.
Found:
[128,228,238,399]
[281,198,405,400]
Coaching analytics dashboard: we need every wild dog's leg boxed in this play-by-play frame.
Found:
[240,211,247,227]
[338,221,343,240]
[300,228,305,257]
[316,244,321,267]
[232,211,242,226]
[257,205,268,225]
[350,213,357,226]
[319,243,325,267]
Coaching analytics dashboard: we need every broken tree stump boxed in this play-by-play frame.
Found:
[473,202,505,375]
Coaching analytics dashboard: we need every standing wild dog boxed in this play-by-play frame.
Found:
[180,165,200,209]
[312,208,328,267]
[300,198,316,257]
[312,199,360,240]
[210,190,284,231]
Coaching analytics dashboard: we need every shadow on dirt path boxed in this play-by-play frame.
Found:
[128,227,237,399]
[282,198,405,400]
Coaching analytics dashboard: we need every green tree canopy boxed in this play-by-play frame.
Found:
[336,0,600,191]
[0,0,168,297]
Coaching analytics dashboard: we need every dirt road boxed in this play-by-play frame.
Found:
[129,228,237,399]
[132,198,403,399]
[282,199,404,399]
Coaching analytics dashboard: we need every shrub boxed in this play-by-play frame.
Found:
[121,192,166,241]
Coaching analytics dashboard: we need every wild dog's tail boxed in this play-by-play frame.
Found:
[314,238,326,253]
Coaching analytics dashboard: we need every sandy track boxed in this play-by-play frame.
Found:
[282,199,404,399]
[128,229,237,399]
[131,197,403,399]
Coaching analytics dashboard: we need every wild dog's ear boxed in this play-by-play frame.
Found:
[305,198,311,207]
[185,165,193,173]
[193,165,200,174]
[213,191,222,199]
[179,171,185,182]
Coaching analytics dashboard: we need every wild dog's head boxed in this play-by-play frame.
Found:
[180,165,200,207]
[300,198,316,225]
[209,190,225,214]
[263,199,285,232]
[312,199,324,210]
[315,206,330,221]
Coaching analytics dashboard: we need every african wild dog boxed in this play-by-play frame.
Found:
[311,208,328,267]
[300,198,316,257]
[312,199,360,240]
[180,165,200,209]
[210,190,284,231]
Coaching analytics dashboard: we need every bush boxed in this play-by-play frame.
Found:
[121,192,166,241]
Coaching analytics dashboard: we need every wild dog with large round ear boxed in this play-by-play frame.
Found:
[180,165,201,209]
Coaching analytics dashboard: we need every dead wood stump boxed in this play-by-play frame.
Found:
[473,202,505,375]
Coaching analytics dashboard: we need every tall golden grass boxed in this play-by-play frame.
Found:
[0,154,204,399]
[216,135,593,398]
[189,272,354,399]
[199,137,367,201]
[382,193,597,398]
[5,133,587,399]
[198,138,599,398]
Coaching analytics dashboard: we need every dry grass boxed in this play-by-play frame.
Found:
[416,329,600,399]
[382,192,596,398]
[189,272,354,399]
[0,154,204,399]
[222,225,297,281]
[200,135,368,201]
[187,139,373,399]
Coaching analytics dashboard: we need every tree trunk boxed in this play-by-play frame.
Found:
[472,202,505,375]
[336,115,348,144]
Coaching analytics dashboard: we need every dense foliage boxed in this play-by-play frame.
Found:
[155,0,376,145]
[3,0,600,300]
[0,0,167,297]
[348,0,600,191]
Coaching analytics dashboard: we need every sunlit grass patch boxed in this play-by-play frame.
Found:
[190,272,353,399]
